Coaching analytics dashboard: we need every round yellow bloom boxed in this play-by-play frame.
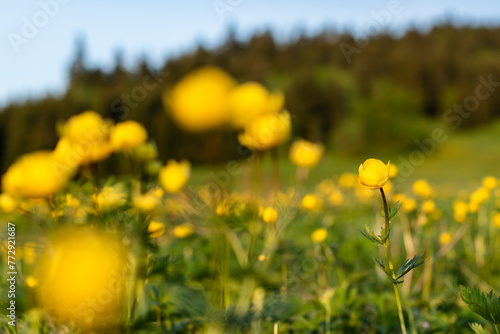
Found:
[482,176,498,190]
[262,207,278,224]
[493,213,500,228]
[61,111,111,141]
[2,151,71,198]
[470,187,490,205]
[65,194,81,208]
[132,193,159,212]
[338,173,358,188]
[389,164,398,178]
[173,224,194,239]
[289,139,324,168]
[93,185,127,211]
[238,111,291,150]
[311,228,328,243]
[258,254,267,262]
[228,82,284,128]
[329,190,344,206]
[166,66,235,132]
[26,275,38,288]
[412,180,433,199]
[469,201,479,213]
[159,160,191,194]
[148,221,166,238]
[110,121,147,152]
[301,194,321,211]
[422,200,436,214]
[0,193,19,213]
[439,232,452,246]
[402,198,417,212]
[358,159,390,190]
[453,201,468,223]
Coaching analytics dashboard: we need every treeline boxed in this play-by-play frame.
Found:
[1,24,500,173]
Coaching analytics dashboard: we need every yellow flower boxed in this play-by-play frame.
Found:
[132,142,158,161]
[262,207,278,224]
[173,224,194,239]
[228,81,284,128]
[311,228,328,243]
[453,201,468,223]
[132,193,159,212]
[402,198,417,212]
[412,180,433,199]
[422,200,436,214]
[439,232,452,246]
[238,111,291,150]
[159,160,191,194]
[289,139,324,168]
[258,254,267,262]
[358,159,390,190]
[165,66,235,132]
[338,173,358,188]
[92,185,127,211]
[52,137,83,169]
[2,151,71,198]
[0,193,19,213]
[329,190,344,206]
[61,111,112,142]
[470,187,490,205]
[65,194,81,208]
[389,164,398,178]
[302,194,321,211]
[152,187,164,198]
[148,221,166,238]
[482,176,498,190]
[493,213,500,228]
[469,201,479,213]
[26,275,38,288]
[110,121,148,152]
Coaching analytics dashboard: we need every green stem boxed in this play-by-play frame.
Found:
[380,188,407,334]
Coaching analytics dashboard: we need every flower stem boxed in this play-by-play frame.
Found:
[380,188,407,334]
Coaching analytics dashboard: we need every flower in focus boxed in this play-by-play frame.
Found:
[110,121,148,152]
[159,160,191,194]
[289,139,324,168]
[173,223,194,239]
[2,151,72,198]
[358,159,390,190]
[301,194,321,211]
[0,193,19,213]
[262,207,278,224]
[238,111,291,150]
[453,201,468,223]
[439,232,452,246]
[148,221,166,238]
[482,176,498,190]
[165,66,235,132]
[412,180,433,199]
[93,185,127,211]
[228,81,284,129]
[311,228,328,243]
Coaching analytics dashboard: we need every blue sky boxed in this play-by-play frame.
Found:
[1,0,499,106]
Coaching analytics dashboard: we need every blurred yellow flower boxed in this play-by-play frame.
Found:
[258,254,267,262]
[2,151,71,198]
[61,111,111,142]
[453,201,468,223]
[338,173,358,188]
[329,190,344,206]
[228,81,284,128]
[316,179,335,195]
[36,229,126,328]
[358,159,390,190]
[493,212,500,228]
[0,193,19,213]
[302,194,321,211]
[159,160,191,193]
[383,181,393,194]
[439,232,452,245]
[65,194,81,208]
[93,185,127,211]
[422,200,436,214]
[482,176,498,190]
[148,221,166,238]
[470,187,490,205]
[289,139,324,168]
[262,207,278,224]
[402,198,417,212]
[110,121,148,152]
[311,228,328,243]
[469,201,479,213]
[132,193,159,212]
[389,164,398,178]
[412,180,433,199]
[166,66,235,132]
[173,224,194,239]
[238,111,291,150]
[26,275,38,288]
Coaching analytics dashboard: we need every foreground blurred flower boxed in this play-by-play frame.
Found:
[36,229,127,329]
[148,221,166,238]
[289,139,324,168]
[165,66,235,132]
[0,193,19,213]
[311,228,328,243]
[262,207,278,224]
[2,151,73,198]
[228,82,284,128]
[110,120,147,152]
[159,160,191,193]
[238,111,291,150]
[93,185,127,211]
[173,223,194,239]
[358,159,390,190]
[412,180,433,199]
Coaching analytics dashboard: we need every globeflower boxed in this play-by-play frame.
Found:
[482,176,498,190]
[159,160,191,194]
[412,180,433,199]
[132,193,159,212]
[311,228,328,243]
[301,194,321,211]
[165,66,235,132]
[110,121,148,152]
[358,159,390,190]
[262,207,278,224]
[289,139,324,168]
[0,193,19,213]
[93,185,127,211]
[453,201,468,223]
[173,223,194,239]
[148,221,166,238]
[238,111,291,150]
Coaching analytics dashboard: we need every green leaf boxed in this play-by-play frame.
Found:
[469,323,492,334]
[395,253,427,282]
[371,255,394,279]
[460,285,500,325]
[359,225,384,245]
[388,201,402,220]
